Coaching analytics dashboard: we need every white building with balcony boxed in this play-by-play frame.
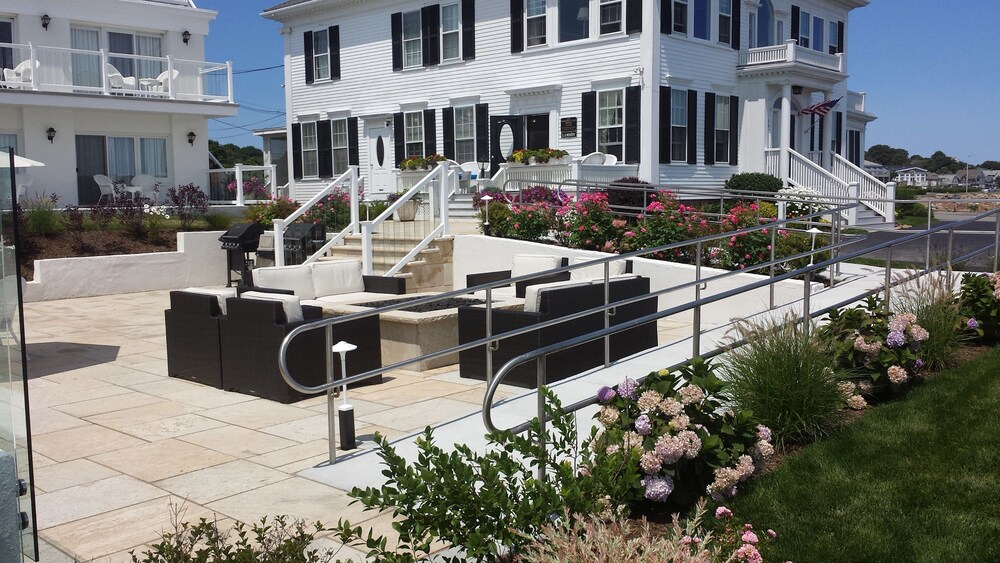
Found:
[263,0,890,226]
[0,0,237,206]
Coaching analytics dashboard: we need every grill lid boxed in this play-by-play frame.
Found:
[219,222,265,251]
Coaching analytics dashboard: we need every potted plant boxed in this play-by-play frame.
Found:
[388,191,418,221]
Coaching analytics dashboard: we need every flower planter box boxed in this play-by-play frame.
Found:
[394,200,417,221]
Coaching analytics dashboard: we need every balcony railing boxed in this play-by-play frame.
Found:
[738,39,844,73]
[0,42,233,104]
[848,90,867,112]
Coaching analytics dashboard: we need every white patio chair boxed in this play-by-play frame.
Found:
[603,153,619,165]
[106,64,137,91]
[580,152,606,165]
[93,174,122,203]
[2,60,38,88]
[149,69,179,93]
[130,174,160,202]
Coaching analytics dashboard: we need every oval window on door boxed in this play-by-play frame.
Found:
[499,124,515,159]
[376,137,386,167]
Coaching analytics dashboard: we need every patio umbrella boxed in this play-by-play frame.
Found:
[0,154,45,168]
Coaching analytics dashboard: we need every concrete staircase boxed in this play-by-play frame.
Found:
[448,193,479,219]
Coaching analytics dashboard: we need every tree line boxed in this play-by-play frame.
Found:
[209,140,264,168]
[865,144,1000,173]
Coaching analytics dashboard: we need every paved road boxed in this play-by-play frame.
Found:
[842,213,998,272]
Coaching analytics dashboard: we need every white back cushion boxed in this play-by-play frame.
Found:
[510,254,562,278]
[241,291,304,323]
[311,260,365,297]
[523,280,591,313]
[183,287,237,315]
[253,265,316,300]
[569,257,627,281]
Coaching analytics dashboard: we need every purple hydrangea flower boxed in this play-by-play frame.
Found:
[596,386,617,403]
[635,414,652,435]
[968,318,980,330]
[641,475,675,502]
[886,330,906,348]
[914,358,924,371]
[618,377,639,400]
[756,425,772,442]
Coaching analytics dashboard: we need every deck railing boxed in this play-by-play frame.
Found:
[738,40,844,73]
[833,154,894,221]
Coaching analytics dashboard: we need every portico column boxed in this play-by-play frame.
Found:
[821,93,833,169]
[780,83,792,189]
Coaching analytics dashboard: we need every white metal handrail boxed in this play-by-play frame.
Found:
[788,149,855,223]
[272,167,360,267]
[833,154,895,220]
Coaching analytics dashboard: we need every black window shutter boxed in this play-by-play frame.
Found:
[423,5,440,67]
[661,1,671,35]
[303,31,314,84]
[391,13,403,71]
[328,26,341,79]
[729,95,739,165]
[475,103,489,161]
[581,91,597,155]
[704,93,716,166]
[791,6,800,42]
[625,0,642,34]
[291,123,303,180]
[423,109,437,155]
[317,119,333,178]
[835,111,843,155]
[686,89,697,165]
[348,117,360,166]
[809,115,815,152]
[624,85,640,164]
[659,86,671,163]
[462,0,476,60]
[818,115,824,157]
[510,0,524,53]
[393,112,405,166]
[442,107,455,160]
[731,3,741,50]
[837,21,845,54]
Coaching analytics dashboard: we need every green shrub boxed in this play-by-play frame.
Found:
[894,186,931,220]
[493,203,555,241]
[245,196,300,225]
[959,272,1000,344]
[724,173,782,194]
[606,177,652,211]
[721,315,843,447]
[204,212,233,230]
[891,272,964,371]
[478,200,512,236]
[23,192,62,236]
[362,200,390,219]
[166,184,209,230]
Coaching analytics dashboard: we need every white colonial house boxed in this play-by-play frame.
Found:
[894,166,928,187]
[262,0,888,224]
[0,0,237,205]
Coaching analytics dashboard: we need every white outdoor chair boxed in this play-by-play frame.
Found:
[603,153,619,165]
[149,69,179,93]
[106,64,137,91]
[580,152,606,165]
[2,60,38,88]
[130,174,160,202]
[94,174,140,203]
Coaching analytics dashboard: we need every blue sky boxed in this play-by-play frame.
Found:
[199,0,1000,165]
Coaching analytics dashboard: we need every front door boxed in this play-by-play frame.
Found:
[490,115,525,177]
[367,124,394,198]
[525,113,549,150]
[75,135,107,205]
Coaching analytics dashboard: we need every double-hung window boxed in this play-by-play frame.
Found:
[671,89,688,162]
[673,0,688,34]
[693,0,709,40]
[526,0,547,46]
[331,119,350,174]
[441,3,461,61]
[714,96,730,163]
[108,31,163,79]
[597,90,624,160]
[812,16,824,52]
[107,136,168,182]
[798,10,811,48]
[402,10,422,68]
[718,0,732,45]
[404,112,424,157]
[453,106,476,163]
[600,0,623,34]
[312,29,330,80]
[559,0,589,42]
[828,21,840,54]
[301,122,319,177]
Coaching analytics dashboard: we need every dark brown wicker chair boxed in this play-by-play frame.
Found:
[458,276,657,388]
[165,291,226,388]
[219,297,383,403]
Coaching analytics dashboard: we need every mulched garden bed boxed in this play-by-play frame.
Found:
[16,229,182,281]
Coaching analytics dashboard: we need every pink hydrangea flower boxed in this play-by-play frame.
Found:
[715,506,734,520]
[742,530,759,544]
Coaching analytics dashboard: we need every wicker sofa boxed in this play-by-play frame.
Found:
[467,254,633,299]
[250,260,406,307]
[458,275,657,388]
[164,287,236,388]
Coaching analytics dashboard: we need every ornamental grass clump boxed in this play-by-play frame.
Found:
[891,272,965,371]
[720,315,843,447]
[959,271,1000,344]
[594,359,773,510]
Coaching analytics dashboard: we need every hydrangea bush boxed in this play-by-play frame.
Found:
[593,359,773,510]
[959,272,1000,343]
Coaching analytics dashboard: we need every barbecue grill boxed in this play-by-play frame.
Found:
[219,222,265,287]
[282,222,326,265]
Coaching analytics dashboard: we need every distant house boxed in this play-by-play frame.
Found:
[864,160,890,182]
[894,166,928,187]
[954,168,987,189]
[937,173,956,187]
[924,172,941,187]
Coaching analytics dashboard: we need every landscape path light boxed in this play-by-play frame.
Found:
[480,194,493,235]
[807,227,823,265]
[331,340,358,451]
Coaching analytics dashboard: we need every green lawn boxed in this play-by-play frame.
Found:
[723,347,1000,562]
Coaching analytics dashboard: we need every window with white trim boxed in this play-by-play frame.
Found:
[107,31,163,80]
[331,119,350,174]
[798,10,810,48]
[714,96,730,163]
[718,0,732,45]
[812,16,824,52]
[673,0,688,34]
[402,10,422,68]
[828,21,840,54]
[454,106,476,163]
[671,89,688,162]
[0,133,18,155]
[526,0,547,46]
[312,29,330,80]
[597,89,624,160]
[404,112,424,157]
[301,122,318,177]
[693,0,709,40]
[600,0,622,34]
[559,0,589,42]
[107,136,168,182]
[442,3,461,61]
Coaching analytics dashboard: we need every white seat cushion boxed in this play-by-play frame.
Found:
[523,280,591,313]
[471,286,518,302]
[183,287,238,315]
[569,257,628,281]
[253,265,316,300]
[311,260,366,297]
[310,291,396,306]
[510,254,563,278]
[241,291,304,323]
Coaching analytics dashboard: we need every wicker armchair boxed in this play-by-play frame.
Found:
[164,290,228,388]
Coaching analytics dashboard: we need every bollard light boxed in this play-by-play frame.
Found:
[807,227,823,265]
[480,194,493,236]
[331,340,358,450]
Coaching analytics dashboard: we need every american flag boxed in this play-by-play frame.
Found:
[798,97,842,117]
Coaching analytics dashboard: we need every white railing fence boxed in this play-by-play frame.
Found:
[833,153,894,220]
[207,164,278,204]
[738,40,844,73]
[273,167,360,267]
[788,149,856,224]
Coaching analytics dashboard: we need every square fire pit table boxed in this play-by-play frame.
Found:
[320,292,523,370]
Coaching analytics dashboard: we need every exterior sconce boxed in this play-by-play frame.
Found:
[182,30,191,44]
[41,15,51,30]
[187,131,196,145]
[46,127,56,143]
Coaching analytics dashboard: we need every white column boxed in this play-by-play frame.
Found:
[821,94,833,169]
[780,83,792,189]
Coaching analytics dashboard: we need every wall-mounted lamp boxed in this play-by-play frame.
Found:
[46,127,56,143]
[187,131,196,145]
[41,14,51,30]
[792,85,804,95]
[182,30,191,44]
